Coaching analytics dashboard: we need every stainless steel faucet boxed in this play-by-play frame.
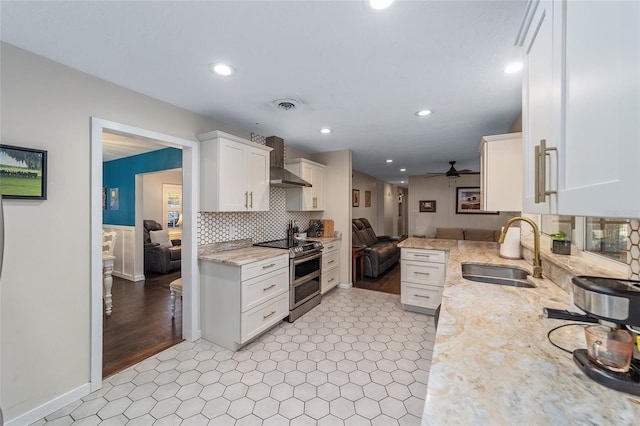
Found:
[498,216,543,279]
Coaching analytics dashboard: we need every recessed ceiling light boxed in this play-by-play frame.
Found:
[415,110,432,117]
[370,0,394,10]
[320,128,332,134]
[401,180,405,184]
[400,168,406,172]
[504,62,523,74]
[209,62,235,76]
[386,159,393,163]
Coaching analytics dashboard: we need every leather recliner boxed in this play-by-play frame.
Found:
[352,218,400,278]
[143,219,182,275]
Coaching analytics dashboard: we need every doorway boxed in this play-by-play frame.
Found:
[102,167,184,377]
[90,118,199,391]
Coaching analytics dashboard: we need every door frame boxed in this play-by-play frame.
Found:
[90,117,200,391]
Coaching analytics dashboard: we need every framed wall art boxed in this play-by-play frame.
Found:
[456,187,497,214]
[419,200,436,212]
[353,189,360,207]
[365,190,371,207]
[0,144,48,200]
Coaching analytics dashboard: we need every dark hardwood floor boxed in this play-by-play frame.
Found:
[353,262,400,294]
[103,271,183,378]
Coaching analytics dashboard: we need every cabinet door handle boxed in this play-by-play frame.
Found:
[313,197,317,209]
[263,284,276,291]
[328,260,335,264]
[263,310,276,319]
[535,139,558,203]
[262,263,276,269]
[250,191,253,209]
[534,144,541,203]
[415,254,430,258]
[244,192,249,209]
[414,272,430,276]
[327,245,335,250]
[414,294,430,298]
[328,278,335,283]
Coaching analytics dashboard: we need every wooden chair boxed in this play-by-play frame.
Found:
[169,278,182,318]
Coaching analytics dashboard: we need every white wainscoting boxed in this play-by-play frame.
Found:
[103,225,143,281]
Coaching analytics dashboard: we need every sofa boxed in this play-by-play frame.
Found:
[434,227,501,242]
[352,218,401,278]
[144,219,182,275]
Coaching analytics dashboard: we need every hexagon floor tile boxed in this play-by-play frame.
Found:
[34,288,435,425]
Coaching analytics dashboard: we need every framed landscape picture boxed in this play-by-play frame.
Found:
[365,190,371,207]
[419,200,436,212]
[0,144,47,200]
[456,187,497,214]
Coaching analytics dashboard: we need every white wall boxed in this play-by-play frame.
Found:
[142,169,183,227]
[311,150,352,285]
[408,174,517,237]
[382,182,395,236]
[0,42,248,422]
[351,170,379,232]
[352,170,400,237]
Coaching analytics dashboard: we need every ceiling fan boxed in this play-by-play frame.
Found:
[422,161,479,179]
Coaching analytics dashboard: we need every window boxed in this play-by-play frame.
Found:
[541,214,629,263]
[163,184,182,232]
[585,217,629,262]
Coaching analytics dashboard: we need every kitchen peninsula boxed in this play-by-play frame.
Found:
[398,238,638,424]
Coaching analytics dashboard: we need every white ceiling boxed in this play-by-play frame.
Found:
[1,0,526,184]
[102,132,166,162]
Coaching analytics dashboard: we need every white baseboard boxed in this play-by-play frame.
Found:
[112,271,135,281]
[6,383,90,426]
[338,282,353,289]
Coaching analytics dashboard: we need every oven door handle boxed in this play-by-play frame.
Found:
[292,251,322,266]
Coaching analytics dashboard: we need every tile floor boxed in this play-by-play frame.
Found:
[34,288,436,425]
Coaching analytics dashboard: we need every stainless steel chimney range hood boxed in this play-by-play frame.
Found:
[265,136,312,188]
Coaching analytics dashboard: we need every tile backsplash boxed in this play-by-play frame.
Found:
[627,220,640,279]
[197,187,312,245]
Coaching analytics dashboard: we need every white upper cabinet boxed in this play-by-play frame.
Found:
[558,0,640,217]
[517,0,640,218]
[479,133,522,212]
[286,158,326,211]
[198,130,271,212]
[517,0,560,214]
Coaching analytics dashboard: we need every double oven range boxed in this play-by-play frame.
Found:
[254,239,323,322]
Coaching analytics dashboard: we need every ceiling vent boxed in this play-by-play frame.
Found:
[272,98,301,111]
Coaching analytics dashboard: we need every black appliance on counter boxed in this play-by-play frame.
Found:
[254,238,323,322]
[571,275,640,395]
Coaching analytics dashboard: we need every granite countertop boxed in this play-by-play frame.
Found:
[198,239,287,266]
[398,238,639,424]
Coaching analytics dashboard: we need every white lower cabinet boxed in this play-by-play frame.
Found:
[321,241,340,294]
[401,248,447,314]
[200,254,289,350]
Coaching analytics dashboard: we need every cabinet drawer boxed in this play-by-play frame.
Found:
[401,260,445,286]
[241,293,289,343]
[321,266,339,294]
[241,267,289,312]
[322,241,339,254]
[322,250,339,270]
[401,249,446,263]
[401,282,443,310]
[242,254,289,281]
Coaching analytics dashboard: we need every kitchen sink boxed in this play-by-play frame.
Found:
[461,263,536,288]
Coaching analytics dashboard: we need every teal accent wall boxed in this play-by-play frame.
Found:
[103,148,182,226]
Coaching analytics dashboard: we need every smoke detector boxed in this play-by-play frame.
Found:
[272,98,301,111]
